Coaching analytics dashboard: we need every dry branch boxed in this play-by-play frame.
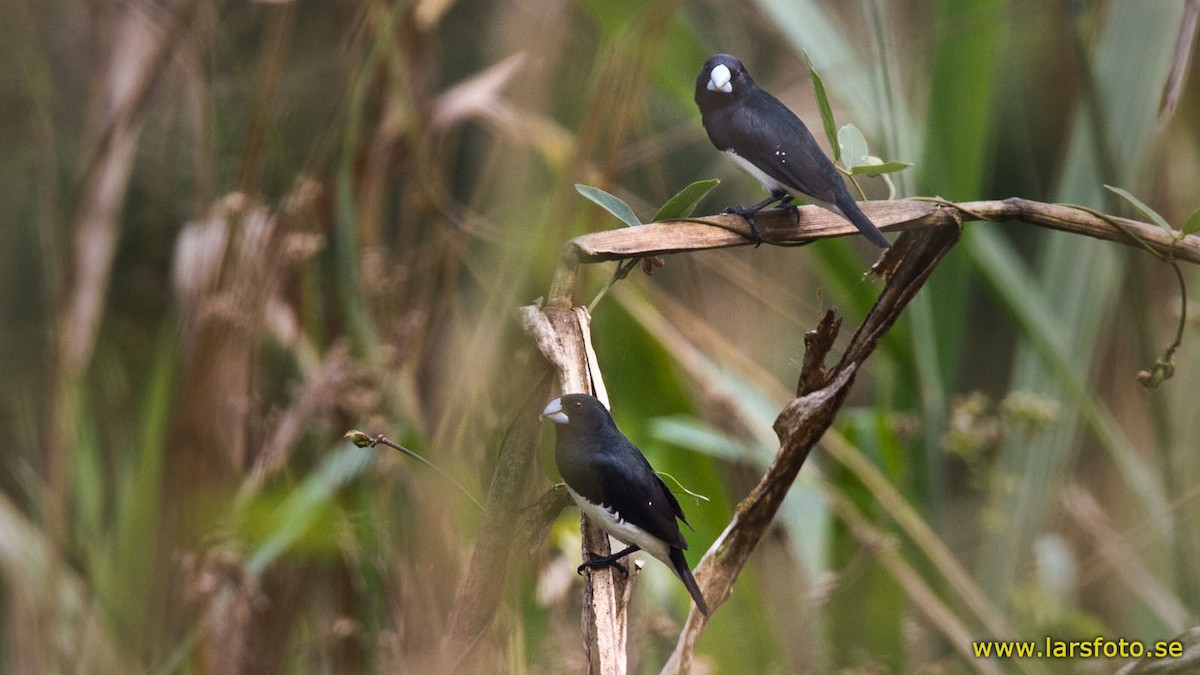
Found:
[524,194,1200,673]
[955,198,1200,262]
[552,199,1200,283]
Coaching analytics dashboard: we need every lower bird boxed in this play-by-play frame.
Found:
[542,394,709,616]
[694,53,891,248]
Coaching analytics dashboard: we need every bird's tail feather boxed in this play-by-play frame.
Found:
[837,197,891,249]
[669,547,709,616]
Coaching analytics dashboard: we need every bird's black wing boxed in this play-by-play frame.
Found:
[593,436,689,550]
[725,88,847,204]
[717,89,890,248]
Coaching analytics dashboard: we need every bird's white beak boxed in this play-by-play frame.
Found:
[707,63,733,93]
[542,398,569,424]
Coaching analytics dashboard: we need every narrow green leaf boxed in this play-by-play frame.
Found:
[651,416,748,463]
[837,124,869,168]
[246,445,375,574]
[108,328,177,633]
[851,161,914,176]
[805,51,840,162]
[652,179,721,221]
[575,184,642,227]
[1104,184,1173,235]
[1182,207,1200,236]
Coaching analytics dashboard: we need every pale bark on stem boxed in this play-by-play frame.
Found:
[521,305,627,674]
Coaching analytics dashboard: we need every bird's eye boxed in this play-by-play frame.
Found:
[571,400,582,409]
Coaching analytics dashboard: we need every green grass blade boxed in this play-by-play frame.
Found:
[1184,208,1200,236]
[851,161,913,176]
[651,416,747,463]
[968,229,1168,521]
[575,184,642,228]
[652,179,720,222]
[1180,207,1200,236]
[837,124,868,168]
[806,51,840,160]
[245,444,375,575]
[758,0,880,122]
[1105,184,1174,235]
[978,0,1185,604]
[109,327,178,639]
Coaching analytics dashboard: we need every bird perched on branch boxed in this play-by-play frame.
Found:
[695,53,890,248]
[542,394,709,616]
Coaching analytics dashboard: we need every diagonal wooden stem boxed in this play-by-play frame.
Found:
[661,218,963,674]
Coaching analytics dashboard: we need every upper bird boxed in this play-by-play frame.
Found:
[543,394,708,616]
[694,54,890,248]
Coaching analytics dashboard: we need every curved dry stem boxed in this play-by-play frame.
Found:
[557,198,1200,267]
[661,219,963,673]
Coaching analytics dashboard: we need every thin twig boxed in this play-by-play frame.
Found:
[587,259,640,313]
[1041,202,1186,387]
[344,430,483,511]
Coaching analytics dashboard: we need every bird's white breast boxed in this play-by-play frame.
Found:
[724,149,785,194]
[565,485,671,567]
[723,149,846,215]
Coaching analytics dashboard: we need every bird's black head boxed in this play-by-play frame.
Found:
[542,394,614,439]
[695,54,755,110]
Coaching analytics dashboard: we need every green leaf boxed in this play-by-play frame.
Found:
[651,416,748,463]
[575,183,642,227]
[246,445,375,574]
[805,51,840,162]
[837,124,869,168]
[851,161,914,176]
[652,179,720,221]
[1182,208,1200,236]
[1104,184,1173,235]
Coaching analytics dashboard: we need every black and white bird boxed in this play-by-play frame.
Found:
[694,53,890,248]
[542,394,709,616]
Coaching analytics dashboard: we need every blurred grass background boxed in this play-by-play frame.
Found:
[1,0,1199,672]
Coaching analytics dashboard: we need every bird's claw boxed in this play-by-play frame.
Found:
[781,203,800,227]
[576,551,629,577]
[723,204,765,244]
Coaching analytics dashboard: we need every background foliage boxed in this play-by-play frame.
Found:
[1,0,1198,672]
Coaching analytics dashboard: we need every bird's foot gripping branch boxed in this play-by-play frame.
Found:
[570,184,1200,389]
